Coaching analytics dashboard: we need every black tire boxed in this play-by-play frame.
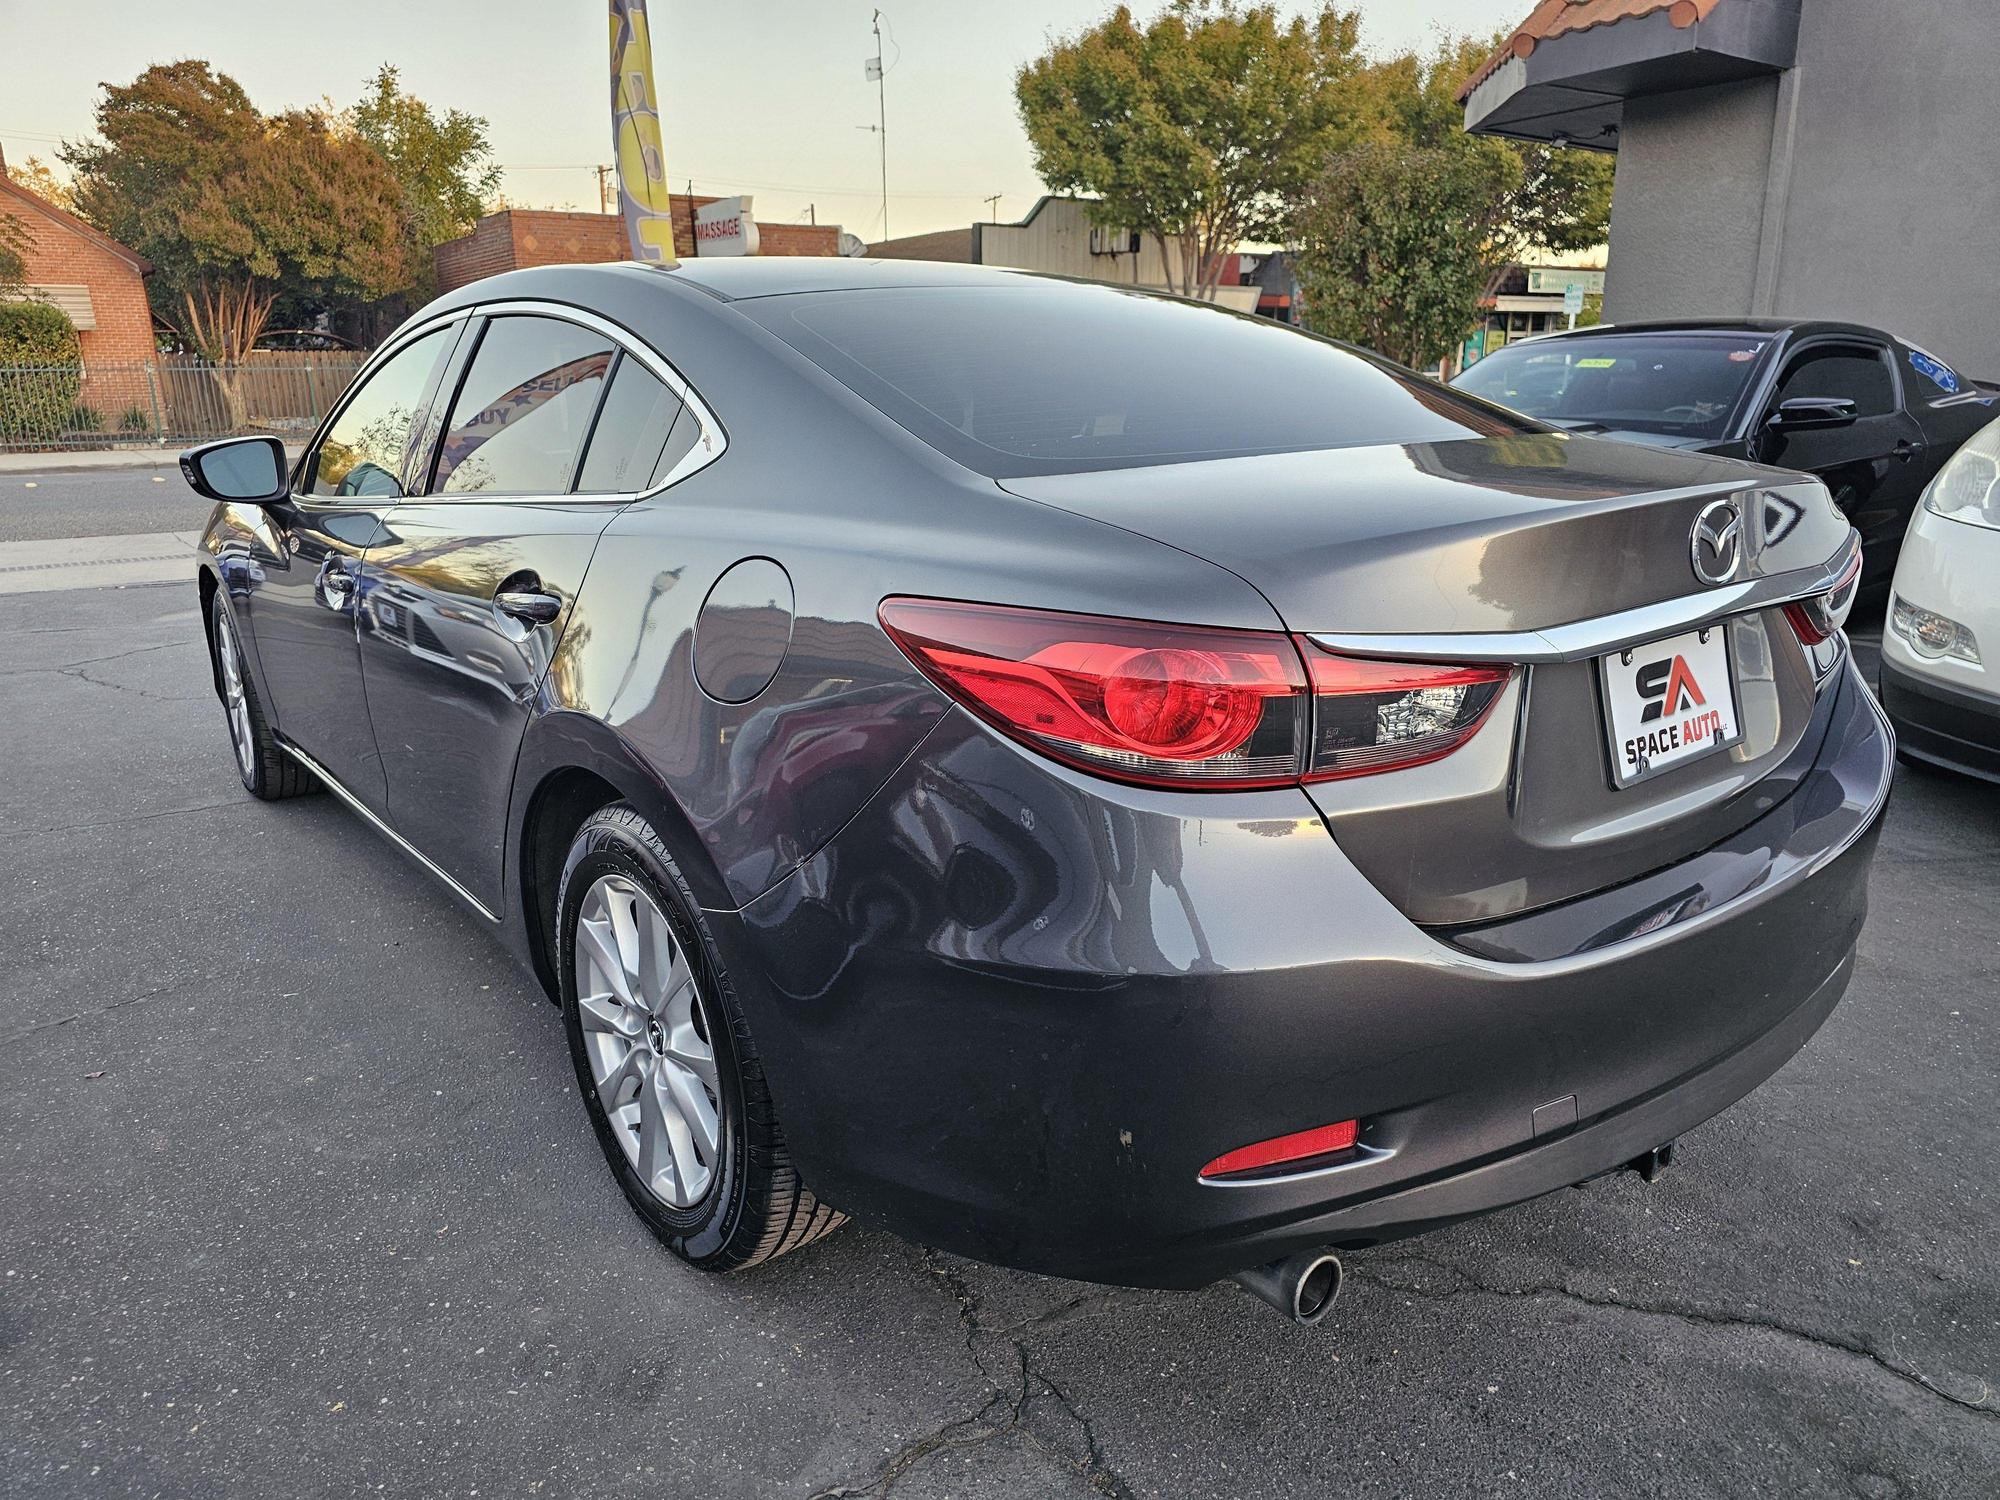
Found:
[556,803,845,1270]
[208,593,317,801]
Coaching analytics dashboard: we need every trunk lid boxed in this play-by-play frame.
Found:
[1000,434,1856,927]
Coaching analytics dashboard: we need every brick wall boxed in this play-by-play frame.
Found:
[435,200,842,293]
[0,183,157,427]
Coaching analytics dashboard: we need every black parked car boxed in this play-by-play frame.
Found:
[1452,319,1998,592]
[182,262,1888,1325]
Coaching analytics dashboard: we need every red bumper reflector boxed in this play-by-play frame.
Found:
[1200,1119,1360,1179]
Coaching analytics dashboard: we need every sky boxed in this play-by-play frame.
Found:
[0,0,1531,243]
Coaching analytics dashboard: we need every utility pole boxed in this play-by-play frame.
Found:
[870,11,889,240]
[983,194,1001,222]
[595,164,613,215]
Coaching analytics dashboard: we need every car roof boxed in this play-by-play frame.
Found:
[631,256,1055,300]
[1532,317,1895,343]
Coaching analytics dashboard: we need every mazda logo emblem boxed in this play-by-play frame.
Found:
[1690,498,1743,586]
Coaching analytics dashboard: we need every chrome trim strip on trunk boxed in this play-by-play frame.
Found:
[1309,532,1862,665]
[279,742,501,924]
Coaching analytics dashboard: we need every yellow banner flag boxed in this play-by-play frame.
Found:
[609,0,678,265]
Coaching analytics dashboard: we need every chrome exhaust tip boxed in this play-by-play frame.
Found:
[1230,1248,1343,1326]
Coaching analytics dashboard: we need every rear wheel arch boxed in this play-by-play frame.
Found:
[513,713,732,1005]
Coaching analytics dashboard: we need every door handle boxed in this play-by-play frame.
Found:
[1894,438,1926,462]
[495,588,562,624]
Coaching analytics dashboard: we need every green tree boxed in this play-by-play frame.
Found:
[1017,1,1369,299]
[352,64,501,300]
[1291,37,1615,368]
[0,301,82,443]
[62,61,408,426]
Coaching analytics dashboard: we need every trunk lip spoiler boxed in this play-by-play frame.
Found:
[1308,530,1862,666]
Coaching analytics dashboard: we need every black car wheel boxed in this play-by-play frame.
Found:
[556,804,844,1269]
[208,595,316,801]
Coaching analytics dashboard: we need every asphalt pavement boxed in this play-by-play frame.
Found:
[0,460,206,543]
[1,575,1996,1499]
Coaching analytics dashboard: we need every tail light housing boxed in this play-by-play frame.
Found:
[880,598,1513,790]
[1783,548,1863,647]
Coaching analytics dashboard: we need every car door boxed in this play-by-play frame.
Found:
[1755,339,1926,581]
[355,307,700,915]
[246,321,461,810]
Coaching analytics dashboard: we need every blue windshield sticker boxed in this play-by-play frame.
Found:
[1908,347,1962,394]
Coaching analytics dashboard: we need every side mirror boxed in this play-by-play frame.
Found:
[1766,396,1859,431]
[180,435,289,504]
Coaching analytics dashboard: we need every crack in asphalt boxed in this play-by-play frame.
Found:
[1351,1254,1999,1418]
[3,982,177,1044]
[807,1253,1137,1499]
[18,796,254,839]
[0,640,191,677]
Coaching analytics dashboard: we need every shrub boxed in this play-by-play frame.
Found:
[120,404,152,433]
[68,403,104,432]
[0,300,83,444]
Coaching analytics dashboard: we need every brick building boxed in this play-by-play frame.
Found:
[435,198,842,295]
[1,154,154,368]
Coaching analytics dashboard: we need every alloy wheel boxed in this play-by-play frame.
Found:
[214,608,255,778]
[573,872,723,1207]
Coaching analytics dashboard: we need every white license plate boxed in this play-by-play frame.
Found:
[1599,626,1742,788]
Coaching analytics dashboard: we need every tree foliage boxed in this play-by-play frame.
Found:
[352,64,502,300]
[1017,1,1369,298]
[61,61,409,425]
[1291,37,1615,368]
[0,301,83,443]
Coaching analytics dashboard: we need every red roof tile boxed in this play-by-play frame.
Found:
[1459,0,1723,102]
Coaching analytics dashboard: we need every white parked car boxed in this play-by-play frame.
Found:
[1881,414,2000,781]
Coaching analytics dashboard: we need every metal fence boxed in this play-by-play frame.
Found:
[0,352,372,451]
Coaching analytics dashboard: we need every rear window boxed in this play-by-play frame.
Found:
[744,285,1526,477]
[1452,333,1774,440]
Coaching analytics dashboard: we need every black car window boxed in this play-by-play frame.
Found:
[745,285,1527,477]
[576,355,684,493]
[434,316,615,495]
[1773,345,1896,418]
[1451,333,1774,440]
[651,409,702,486]
[306,328,450,498]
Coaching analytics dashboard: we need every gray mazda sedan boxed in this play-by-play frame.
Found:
[181,260,1887,1324]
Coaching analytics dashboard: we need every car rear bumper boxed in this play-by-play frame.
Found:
[725,659,1891,1289]
[1879,654,2000,783]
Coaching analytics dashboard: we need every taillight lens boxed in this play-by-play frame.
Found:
[879,598,1307,788]
[1200,1119,1360,1180]
[1300,645,1511,781]
[1783,548,1863,646]
[880,598,1513,790]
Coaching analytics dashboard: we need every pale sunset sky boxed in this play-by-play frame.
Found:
[1,0,1531,242]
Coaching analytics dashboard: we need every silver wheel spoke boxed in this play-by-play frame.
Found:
[574,873,725,1209]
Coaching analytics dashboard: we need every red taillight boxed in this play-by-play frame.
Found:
[1300,645,1511,781]
[1783,548,1864,646]
[879,598,1307,788]
[1200,1119,1360,1180]
[880,599,1512,790]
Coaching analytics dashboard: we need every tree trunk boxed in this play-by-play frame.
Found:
[183,281,276,432]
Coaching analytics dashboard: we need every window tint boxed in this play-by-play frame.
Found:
[434,316,615,494]
[308,328,449,497]
[577,356,684,492]
[1452,334,1773,440]
[1774,345,1896,418]
[745,285,1525,477]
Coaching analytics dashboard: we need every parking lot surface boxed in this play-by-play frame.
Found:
[2,579,1996,1499]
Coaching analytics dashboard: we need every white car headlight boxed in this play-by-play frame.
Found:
[1924,418,2000,529]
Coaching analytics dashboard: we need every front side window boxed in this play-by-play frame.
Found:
[1774,345,1896,418]
[307,328,450,498]
[576,356,685,493]
[433,316,615,495]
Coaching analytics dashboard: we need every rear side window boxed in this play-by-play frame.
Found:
[745,285,1526,477]
[308,328,449,497]
[434,316,614,494]
[1774,344,1896,418]
[577,356,684,493]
